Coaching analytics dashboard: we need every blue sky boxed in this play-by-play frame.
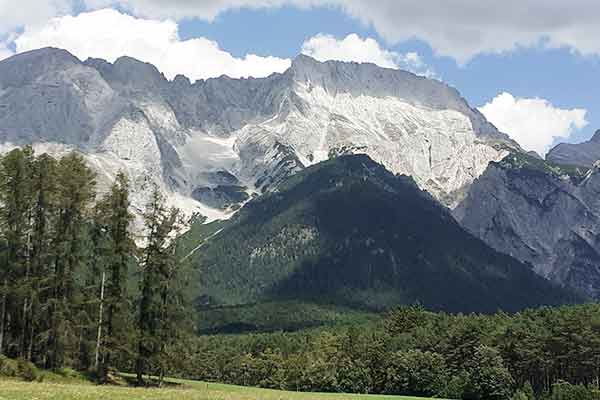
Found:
[1,1,598,155]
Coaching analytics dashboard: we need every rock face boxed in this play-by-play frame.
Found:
[547,130,600,168]
[454,152,600,299]
[0,47,515,221]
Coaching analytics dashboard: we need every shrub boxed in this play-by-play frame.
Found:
[551,380,600,400]
[0,355,18,377]
[0,356,40,381]
[16,359,39,382]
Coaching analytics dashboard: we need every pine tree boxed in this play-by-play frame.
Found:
[136,186,187,385]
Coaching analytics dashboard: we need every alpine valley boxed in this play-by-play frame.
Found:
[0,47,598,328]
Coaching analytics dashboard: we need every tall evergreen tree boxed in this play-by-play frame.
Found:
[136,186,187,385]
[94,171,134,381]
[0,146,34,358]
[27,153,58,363]
[46,153,96,369]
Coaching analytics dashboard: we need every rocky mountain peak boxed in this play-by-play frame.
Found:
[0,47,517,222]
[0,47,81,88]
[85,55,166,91]
[546,128,600,168]
[289,54,453,107]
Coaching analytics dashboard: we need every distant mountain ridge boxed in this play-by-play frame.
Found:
[0,47,517,223]
[455,151,600,299]
[547,129,600,168]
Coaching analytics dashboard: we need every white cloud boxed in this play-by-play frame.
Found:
[301,33,397,68]
[478,92,588,155]
[8,10,430,80]
[301,33,435,77]
[0,0,73,34]
[12,8,291,80]
[0,39,14,60]
[83,0,320,21]
[4,1,600,64]
[77,0,600,63]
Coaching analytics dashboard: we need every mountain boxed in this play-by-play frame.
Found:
[454,151,600,299]
[184,154,578,320]
[547,129,600,168]
[0,47,517,223]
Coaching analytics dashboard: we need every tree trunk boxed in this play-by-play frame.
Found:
[0,278,7,355]
[136,348,144,386]
[94,271,105,372]
[20,297,29,358]
[27,309,35,362]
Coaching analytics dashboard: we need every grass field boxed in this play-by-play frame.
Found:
[0,378,437,400]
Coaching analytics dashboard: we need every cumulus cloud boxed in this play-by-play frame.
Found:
[7,10,430,80]
[302,33,398,68]
[479,92,588,155]
[82,0,318,21]
[0,36,15,60]
[300,33,435,77]
[4,1,600,64]
[12,9,291,80]
[77,0,600,64]
[0,0,73,34]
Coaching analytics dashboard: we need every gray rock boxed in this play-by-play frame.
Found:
[455,153,600,298]
[191,185,249,210]
[547,130,600,167]
[0,47,517,222]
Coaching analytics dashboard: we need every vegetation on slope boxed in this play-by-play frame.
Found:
[497,151,590,181]
[189,154,579,316]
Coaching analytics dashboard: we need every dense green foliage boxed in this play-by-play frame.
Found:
[0,147,191,384]
[170,304,600,399]
[189,155,578,315]
[1,149,597,400]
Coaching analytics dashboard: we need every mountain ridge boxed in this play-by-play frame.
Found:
[455,151,600,299]
[547,129,600,168]
[0,47,518,223]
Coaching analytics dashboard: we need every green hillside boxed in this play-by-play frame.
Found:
[183,155,579,329]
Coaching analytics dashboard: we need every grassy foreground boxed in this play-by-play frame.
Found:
[0,377,437,400]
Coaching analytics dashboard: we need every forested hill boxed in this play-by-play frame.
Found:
[186,154,580,314]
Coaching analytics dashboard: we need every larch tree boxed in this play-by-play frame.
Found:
[0,146,35,358]
[94,171,135,381]
[46,153,96,370]
[136,185,188,386]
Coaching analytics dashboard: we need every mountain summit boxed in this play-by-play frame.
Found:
[0,48,517,220]
[547,129,600,168]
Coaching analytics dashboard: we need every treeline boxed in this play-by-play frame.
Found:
[173,304,600,400]
[0,146,190,384]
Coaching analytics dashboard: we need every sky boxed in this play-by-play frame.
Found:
[0,1,599,156]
